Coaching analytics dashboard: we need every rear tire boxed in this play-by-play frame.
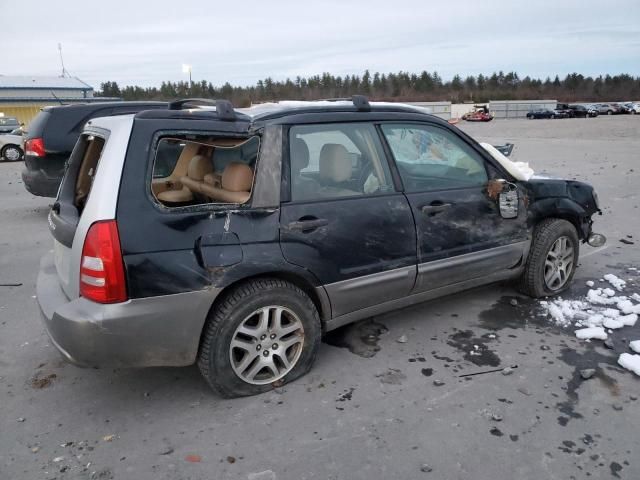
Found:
[518,219,580,298]
[1,145,23,162]
[198,278,321,398]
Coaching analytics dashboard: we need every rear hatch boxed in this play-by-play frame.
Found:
[48,115,134,299]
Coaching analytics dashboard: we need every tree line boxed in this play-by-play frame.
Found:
[98,71,640,106]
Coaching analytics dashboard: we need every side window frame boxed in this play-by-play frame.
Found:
[377,121,511,193]
[145,129,262,213]
[283,121,399,205]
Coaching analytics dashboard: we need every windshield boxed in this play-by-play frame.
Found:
[0,117,19,126]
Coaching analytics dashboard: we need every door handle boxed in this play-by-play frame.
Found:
[286,218,329,232]
[421,203,452,215]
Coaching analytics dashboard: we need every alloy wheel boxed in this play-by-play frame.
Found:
[544,236,575,290]
[3,146,21,161]
[229,306,305,385]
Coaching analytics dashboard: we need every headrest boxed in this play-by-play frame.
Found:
[187,155,213,180]
[319,144,351,183]
[290,138,309,173]
[222,162,253,192]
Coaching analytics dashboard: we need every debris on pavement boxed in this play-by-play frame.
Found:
[102,435,115,442]
[248,471,277,480]
[16,417,25,422]
[185,454,202,463]
[396,334,408,343]
[420,463,433,473]
[376,368,406,385]
[579,368,596,380]
[30,372,57,389]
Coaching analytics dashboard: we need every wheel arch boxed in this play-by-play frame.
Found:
[200,270,331,343]
[531,198,592,242]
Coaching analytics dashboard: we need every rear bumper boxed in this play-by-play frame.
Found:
[36,252,217,367]
[21,167,61,197]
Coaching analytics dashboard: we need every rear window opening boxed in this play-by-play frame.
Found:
[152,135,260,208]
[74,135,106,212]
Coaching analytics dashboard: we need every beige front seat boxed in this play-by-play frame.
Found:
[318,144,358,197]
[157,154,213,204]
[201,162,253,204]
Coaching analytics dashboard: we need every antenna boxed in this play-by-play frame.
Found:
[58,43,68,77]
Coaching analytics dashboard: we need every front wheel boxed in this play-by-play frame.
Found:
[518,219,580,298]
[198,278,321,397]
[1,145,23,162]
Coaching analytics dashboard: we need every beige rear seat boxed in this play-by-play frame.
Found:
[157,154,213,203]
[201,162,253,204]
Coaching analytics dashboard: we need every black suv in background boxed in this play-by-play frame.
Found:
[22,102,166,196]
[37,97,606,397]
[568,104,599,118]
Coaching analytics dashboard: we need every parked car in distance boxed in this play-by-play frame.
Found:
[619,102,639,114]
[555,103,574,118]
[0,131,24,161]
[526,108,555,119]
[22,101,167,197]
[37,97,605,397]
[0,116,20,134]
[551,109,570,119]
[592,103,621,115]
[629,103,640,114]
[568,104,599,118]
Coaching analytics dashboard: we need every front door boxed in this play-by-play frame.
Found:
[280,122,417,318]
[380,122,528,293]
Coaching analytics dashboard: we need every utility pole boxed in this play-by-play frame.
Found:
[58,43,68,77]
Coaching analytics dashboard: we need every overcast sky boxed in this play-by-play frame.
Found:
[2,0,639,88]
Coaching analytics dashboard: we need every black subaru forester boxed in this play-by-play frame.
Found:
[37,97,605,397]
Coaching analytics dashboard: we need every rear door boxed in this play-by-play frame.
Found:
[49,131,107,297]
[379,122,528,293]
[279,122,417,318]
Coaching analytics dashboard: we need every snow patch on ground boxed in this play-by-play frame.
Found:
[618,353,640,376]
[538,270,639,343]
[604,274,626,291]
[575,327,607,340]
[630,340,640,354]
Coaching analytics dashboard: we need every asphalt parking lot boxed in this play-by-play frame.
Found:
[1,115,639,480]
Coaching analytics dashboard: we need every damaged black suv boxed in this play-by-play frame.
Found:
[37,97,605,397]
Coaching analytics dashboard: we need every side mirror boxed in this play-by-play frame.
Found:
[487,179,519,218]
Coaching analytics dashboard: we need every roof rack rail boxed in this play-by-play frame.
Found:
[315,95,371,112]
[351,95,371,112]
[167,98,236,121]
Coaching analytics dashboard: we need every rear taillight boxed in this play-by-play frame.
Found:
[80,220,128,304]
[25,137,45,157]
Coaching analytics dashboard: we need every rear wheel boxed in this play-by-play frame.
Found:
[1,145,23,162]
[518,219,579,298]
[607,110,613,115]
[198,278,321,397]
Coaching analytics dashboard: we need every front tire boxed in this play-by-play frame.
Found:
[198,278,321,397]
[519,219,580,298]
[1,145,23,162]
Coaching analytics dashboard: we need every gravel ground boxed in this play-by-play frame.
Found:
[1,115,639,480]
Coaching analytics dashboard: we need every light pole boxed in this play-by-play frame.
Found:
[182,64,192,95]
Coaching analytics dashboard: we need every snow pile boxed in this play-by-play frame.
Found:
[630,340,640,354]
[538,270,639,343]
